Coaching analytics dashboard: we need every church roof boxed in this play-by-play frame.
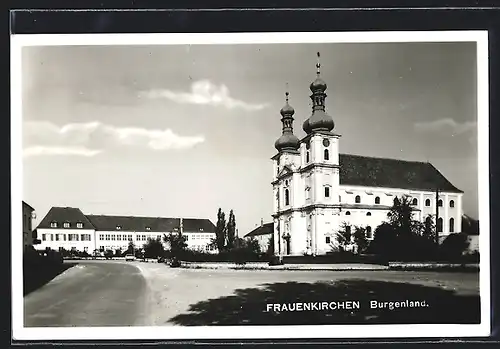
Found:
[339,154,463,193]
[245,223,274,237]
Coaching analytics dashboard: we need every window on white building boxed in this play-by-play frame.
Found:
[142,235,147,241]
[346,225,352,234]
[105,234,110,241]
[438,199,443,207]
[425,199,431,206]
[128,235,133,241]
[437,218,443,232]
[63,234,67,241]
[355,195,361,204]
[306,151,310,163]
[99,234,104,240]
[345,211,351,216]
[450,200,455,208]
[366,212,371,216]
[324,187,330,198]
[50,234,54,241]
[449,218,455,233]
[68,234,79,241]
[324,149,329,160]
[117,235,122,241]
[55,234,60,241]
[412,198,418,206]
[366,226,373,239]
[63,222,70,228]
[42,234,46,241]
[50,221,58,228]
[375,196,380,204]
[111,235,116,240]
[325,236,331,244]
[284,189,290,206]
[76,222,83,228]
[81,234,91,241]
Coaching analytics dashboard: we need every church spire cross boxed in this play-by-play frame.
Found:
[316,52,321,76]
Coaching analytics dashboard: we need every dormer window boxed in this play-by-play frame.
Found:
[63,222,70,228]
[116,225,122,230]
[50,221,58,228]
[146,227,151,231]
[76,222,83,229]
[199,228,204,232]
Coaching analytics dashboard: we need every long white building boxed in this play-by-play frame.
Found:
[271,53,464,256]
[35,207,216,253]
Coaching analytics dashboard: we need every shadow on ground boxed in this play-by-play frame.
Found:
[23,262,78,296]
[168,280,480,326]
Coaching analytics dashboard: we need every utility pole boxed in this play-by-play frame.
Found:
[276,186,283,263]
[435,187,440,245]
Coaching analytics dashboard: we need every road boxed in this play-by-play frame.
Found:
[24,262,150,327]
[24,261,480,327]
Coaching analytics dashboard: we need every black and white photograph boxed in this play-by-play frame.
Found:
[11,31,490,340]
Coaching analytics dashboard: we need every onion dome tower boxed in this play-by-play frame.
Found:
[302,52,335,134]
[275,90,300,152]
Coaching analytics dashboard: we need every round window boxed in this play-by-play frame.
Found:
[323,138,330,147]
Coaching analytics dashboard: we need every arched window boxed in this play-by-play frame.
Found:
[412,198,418,206]
[324,187,330,198]
[366,212,371,216]
[449,218,455,233]
[438,199,443,207]
[450,200,455,208]
[345,211,351,216]
[339,195,342,202]
[324,149,329,160]
[437,217,443,233]
[306,151,310,163]
[346,225,352,234]
[285,189,290,206]
[425,199,431,207]
[355,195,361,204]
[366,226,373,239]
[375,196,380,204]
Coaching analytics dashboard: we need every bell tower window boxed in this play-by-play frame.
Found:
[324,149,329,160]
[324,186,330,198]
[284,189,290,206]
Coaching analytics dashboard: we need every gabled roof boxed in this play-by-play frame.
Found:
[86,215,215,233]
[37,207,95,230]
[339,154,463,193]
[22,201,34,211]
[245,223,274,238]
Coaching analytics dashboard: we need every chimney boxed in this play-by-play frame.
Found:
[261,218,264,227]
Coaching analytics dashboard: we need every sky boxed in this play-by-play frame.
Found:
[21,41,479,235]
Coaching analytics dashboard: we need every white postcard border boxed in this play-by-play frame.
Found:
[11,30,491,341]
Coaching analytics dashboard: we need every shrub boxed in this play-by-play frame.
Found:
[440,233,470,260]
[169,257,181,268]
[268,255,284,266]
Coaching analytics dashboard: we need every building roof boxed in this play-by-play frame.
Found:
[37,207,95,229]
[339,154,463,193]
[22,201,34,211]
[245,223,274,238]
[85,215,215,233]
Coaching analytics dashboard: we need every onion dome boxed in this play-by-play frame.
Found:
[275,91,300,152]
[302,52,335,134]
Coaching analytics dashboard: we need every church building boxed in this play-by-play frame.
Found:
[271,53,464,257]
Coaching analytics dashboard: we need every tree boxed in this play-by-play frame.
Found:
[421,214,436,242]
[215,208,227,252]
[164,231,188,259]
[104,249,114,260]
[266,235,274,256]
[353,226,369,254]
[126,240,135,254]
[440,233,470,260]
[335,222,353,253]
[226,210,236,250]
[114,248,122,257]
[143,237,164,259]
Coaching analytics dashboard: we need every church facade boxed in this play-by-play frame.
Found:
[271,53,464,257]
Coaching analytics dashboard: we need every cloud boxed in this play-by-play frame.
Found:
[23,121,205,157]
[139,79,269,111]
[414,118,476,135]
[23,146,102,157]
